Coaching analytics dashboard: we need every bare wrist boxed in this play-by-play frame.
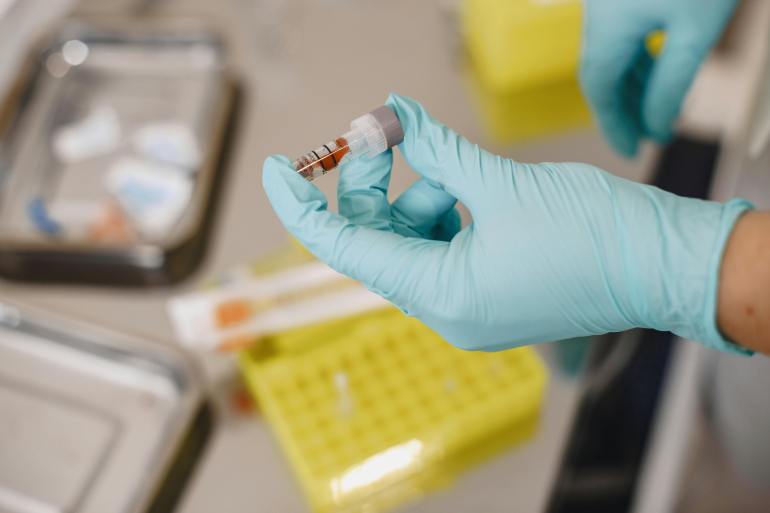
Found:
[717,210,770,354]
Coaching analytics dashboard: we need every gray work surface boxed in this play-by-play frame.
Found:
[0,1,656,512]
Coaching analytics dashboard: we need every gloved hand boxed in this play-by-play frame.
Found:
[263,94,752,353]
[581,0,738,156]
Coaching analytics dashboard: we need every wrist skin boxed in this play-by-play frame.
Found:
[718,210,770,355]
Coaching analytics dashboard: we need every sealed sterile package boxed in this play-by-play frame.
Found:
[167,245,390,352]
[0,19,238,285]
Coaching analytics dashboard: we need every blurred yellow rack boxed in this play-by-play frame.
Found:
[461,0,590,141]
[240,308,548,513]
[463,0,583,93]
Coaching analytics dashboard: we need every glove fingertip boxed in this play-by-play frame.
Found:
[385,93,424,133]
[652,128,675,145]
[262,154,294,189]
[600,125,637,158]
[385,92,410,110]
[264,153,292,166]
[642,95,678,143]
[618,137,640,158]
[262,153,328,227]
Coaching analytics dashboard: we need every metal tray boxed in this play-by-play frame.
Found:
[0,300,213,513]
[0,19,239,285]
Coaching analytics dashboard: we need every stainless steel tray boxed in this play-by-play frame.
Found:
[0,300,212,513]
[0,19,239,285]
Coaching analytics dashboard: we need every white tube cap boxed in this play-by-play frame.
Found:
[350,106,404,157]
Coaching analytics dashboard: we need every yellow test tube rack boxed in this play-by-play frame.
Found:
[462,0,590,141]
[240,308,548,513]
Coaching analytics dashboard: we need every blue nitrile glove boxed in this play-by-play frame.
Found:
[263,94,752,353]
[581,0,738,156]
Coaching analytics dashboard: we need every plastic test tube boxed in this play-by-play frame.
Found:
[293,106,404,181]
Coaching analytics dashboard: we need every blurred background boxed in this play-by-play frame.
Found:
[1,1,770,512]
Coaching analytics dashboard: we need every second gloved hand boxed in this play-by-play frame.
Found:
[581,0,738,156]
[263,94,751,353]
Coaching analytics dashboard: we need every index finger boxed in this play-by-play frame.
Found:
[386,93,510,207]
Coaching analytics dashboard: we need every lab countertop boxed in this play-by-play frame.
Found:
[0,1,657,512]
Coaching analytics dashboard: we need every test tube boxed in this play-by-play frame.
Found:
[293,106,404,181]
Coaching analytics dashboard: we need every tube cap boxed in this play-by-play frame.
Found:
[369,106,404,148]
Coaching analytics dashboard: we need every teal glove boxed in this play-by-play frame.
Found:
[263,94,752,353]
[581,0,738,156]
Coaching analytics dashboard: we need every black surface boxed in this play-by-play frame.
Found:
[546,137,721,513]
